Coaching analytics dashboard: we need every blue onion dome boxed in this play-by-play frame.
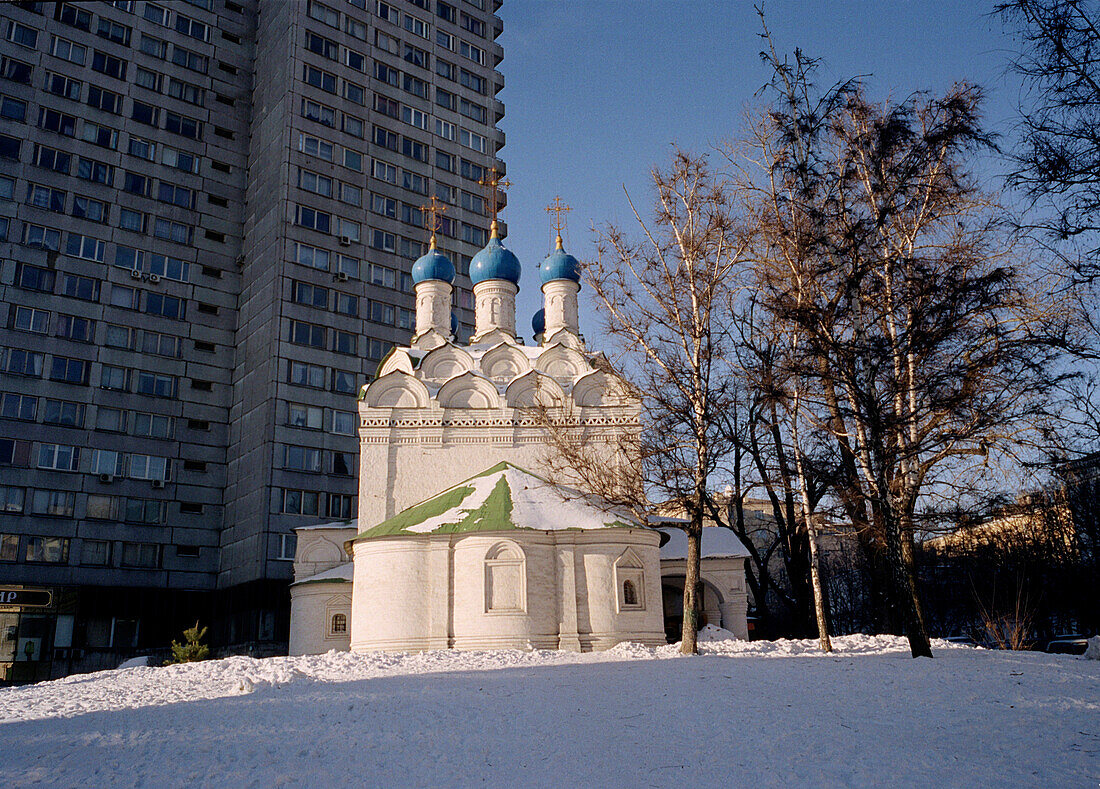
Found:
[470,222,521,287]
[450,312,458,335]
[532,308,545,336]
[540,235,581,286]
[411,238,455,285]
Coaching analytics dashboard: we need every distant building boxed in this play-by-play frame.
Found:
[0,0,505,681]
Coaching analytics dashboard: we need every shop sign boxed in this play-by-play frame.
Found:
[0,589,52,608]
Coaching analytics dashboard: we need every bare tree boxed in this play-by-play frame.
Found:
[734,38,1063,657]
[541,152,748,655]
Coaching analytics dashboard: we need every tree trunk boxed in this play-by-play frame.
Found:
[680,522,703,655]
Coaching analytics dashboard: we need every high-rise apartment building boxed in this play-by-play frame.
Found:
[0,0,505,681]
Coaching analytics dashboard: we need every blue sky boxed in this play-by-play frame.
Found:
[492,1,1024,332]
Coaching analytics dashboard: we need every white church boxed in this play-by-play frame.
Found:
[288,214,750,656]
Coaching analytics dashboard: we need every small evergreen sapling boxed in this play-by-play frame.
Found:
[167,621,211,664]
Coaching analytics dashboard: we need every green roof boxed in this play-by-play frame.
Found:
[354,462,639,541]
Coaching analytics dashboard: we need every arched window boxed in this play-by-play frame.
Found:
[484,541,526,613]
[330,613,347,634]
[623,580,638,606]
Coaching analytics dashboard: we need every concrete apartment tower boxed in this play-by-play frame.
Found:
[0,0,505,681]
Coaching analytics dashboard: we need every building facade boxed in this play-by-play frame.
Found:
[0,0,505,681]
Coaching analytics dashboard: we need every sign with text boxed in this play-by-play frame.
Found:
[0,589,52,608]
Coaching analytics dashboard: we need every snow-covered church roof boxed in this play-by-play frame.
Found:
[657,525,751,560]
[354,462,643,540]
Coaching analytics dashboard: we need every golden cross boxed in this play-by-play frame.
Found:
[419,195,448,248]
[478,166,511,237]
[545,196,571,244]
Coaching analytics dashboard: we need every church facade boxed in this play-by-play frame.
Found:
[288,218,750,656]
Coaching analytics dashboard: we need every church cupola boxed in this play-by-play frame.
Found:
[411,198,455,347]
[470,168,521,343]
[540,197,582,342]
[531,308,545,343]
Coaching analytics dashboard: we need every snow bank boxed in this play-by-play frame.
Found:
[1087,635,1100,660]
[1,636,1096,788]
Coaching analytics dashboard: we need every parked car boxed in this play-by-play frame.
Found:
[1044,636,1091,655]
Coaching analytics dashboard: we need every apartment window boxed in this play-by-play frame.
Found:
[332,451,354,476]
[44,72,81,101]
[56,314,94,343]
[174,14,208,42]
[131,100,159,126]
[129,454,169,481]
[460,98,487,124]
[135,371,176,399]
[25,537,70,563]
[132,501,167,533]
[436,118,457,141]
[337,254,360,279]
[331,411,357,435]
[142,331,181,358]
[302,98,336,127]
[7,21,39,48]
[83,540,111,566]
[289,361,326,389]
[158,182,195,209]
[403,106,429,130]
[0,394,36,421]
[39,107,77,136]
[90,449,123,476]
[376,1,400,25]
[333,330,357,355]
[73,195,109,222]
[277,534,298,561]
[345,48,366,72]
[61,273,98,302]
[132,412,173,440]
[144,293,185,320]
[15,265,55,295]
[372,194,397,219]
[0,485,24,514]
[308,0,340,28]
[100,365,130,391]
[77,158,112,186]
[66,233,105,261]
[0,176,11,200]
[373,159,398,184]
[292,281,328,309]
[95,406,126,432]
[460,39,485,64]
[38,443,80,471]
[305,30,337,60]
[1,534,18,561]
[165,112,202,139]
[27,183,66,212]
[91,51,127,81]
[96,18,131,46]
[284,445,322,473]
[32,490,76,518]
[346,16,368,40]
[299,133,334,161]
[436,150,455,172]
[22,223,61,251]
[300,169,333,198]
[345,81,366,105]
[143,3,170,25]
[161,147,199,173]
[0,95,25,123]
[402,137,429,163]
[139,33,167,58]
[373,128,400,159]
[114,246,143,272]
[459,68,486,94]
[290,320,326,349]
[405,14,429,38]
[171,45,208,74]
[281,489,320,516]
[293,242,331,272]
[43,399,84,427]
[103,325,133,350]
[375,29,399,55]
[153,218,192,244]
[343,114,365,137]
[303,64,337,94]
[148,254,189,282]
[135,68,161,92]
[405,43,430,69]
[374,62,399,87]
[121,542,159,568]
[370,229,396,252]
[33,144,69,173]
[1,56,32,85]
[50,35,86,65]
[328,493,354,519]
[296,205,331,233]
[337,183,362,208]
[403,74,428,99]
[459,128,487,153]
[288,402,323,430]
[50,356,91,385]
[12,306,49,334]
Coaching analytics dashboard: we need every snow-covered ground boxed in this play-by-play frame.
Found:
[1,634,1096,788]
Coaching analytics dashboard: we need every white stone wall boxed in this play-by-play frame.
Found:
[660,556,750,639]
[288,582,352,656]
[350,529,666,653]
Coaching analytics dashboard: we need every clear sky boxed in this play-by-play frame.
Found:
[492,1,1024,334]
